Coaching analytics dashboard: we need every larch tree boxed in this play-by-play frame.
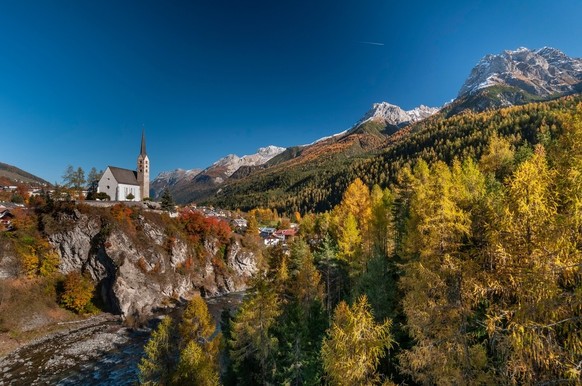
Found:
[321,295,393,386]
[337,212,363,274]
[370,184,395,257]
[229,280,282,385]
[335,178,372,255]
[173,295,221,385]
[399,160,492,385]
[486,142,582,383]
[138,316,175,385]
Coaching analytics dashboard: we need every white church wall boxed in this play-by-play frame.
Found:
[97,168,117,200]
[117,183,141,201]
[97,168,141,201]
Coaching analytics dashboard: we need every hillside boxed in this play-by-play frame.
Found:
[206,94,582,213]
[0,162,51,186]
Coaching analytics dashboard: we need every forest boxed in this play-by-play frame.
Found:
[138,101,582,384]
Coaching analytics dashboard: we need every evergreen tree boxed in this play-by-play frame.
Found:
[160,188,176,212]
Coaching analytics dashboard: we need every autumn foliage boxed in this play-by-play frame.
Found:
[59,271,95,314]
[178,209,231,245]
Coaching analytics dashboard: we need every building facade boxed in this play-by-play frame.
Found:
[97,131,150,201]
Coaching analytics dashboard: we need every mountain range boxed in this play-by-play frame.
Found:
[152,46,581,205]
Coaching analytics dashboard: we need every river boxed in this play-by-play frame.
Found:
[0,292,245,385]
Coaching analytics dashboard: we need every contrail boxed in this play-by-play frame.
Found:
[358,41,385,46]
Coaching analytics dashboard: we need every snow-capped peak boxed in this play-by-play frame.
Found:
[458,46,582,97]
[354,102,439,128]
[211,145,286,176]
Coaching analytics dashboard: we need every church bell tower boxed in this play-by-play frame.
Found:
[137,130,150,200]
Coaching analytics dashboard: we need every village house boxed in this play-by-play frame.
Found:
[0,206,15,231]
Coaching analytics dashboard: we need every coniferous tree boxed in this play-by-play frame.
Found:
[485,144,582,384]
[138,316,175,385]
[160,188,176,212]
[229,280,281,385]
[173,295,220,385]
[321,295,393,386]
[399,160,492,385]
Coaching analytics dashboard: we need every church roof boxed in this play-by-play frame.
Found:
[107,166,139,185]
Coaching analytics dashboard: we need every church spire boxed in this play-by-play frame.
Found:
[140,128,147,156]
[137,129,150,200]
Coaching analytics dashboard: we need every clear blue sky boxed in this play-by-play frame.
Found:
[1,0,581,184]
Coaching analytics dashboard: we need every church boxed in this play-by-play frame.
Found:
[97,132,150,201]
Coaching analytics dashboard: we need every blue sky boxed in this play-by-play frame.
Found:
[1,0,581,184]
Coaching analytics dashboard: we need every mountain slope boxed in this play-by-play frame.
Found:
[160,46,581,208]
[150,168,202,198]
[206,95,582,213]
[153,146,285,203]
[0,162,51,186]
[155,101,437,204]
[459,47,582,97]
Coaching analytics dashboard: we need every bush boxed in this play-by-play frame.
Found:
[59,272,95,314]
[95,192,110,201]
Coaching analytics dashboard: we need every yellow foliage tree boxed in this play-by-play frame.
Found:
[173,295,220,385]
[60,271,95,314]
[486,144,582,384]
[138,316,174,385]
[335,178,372,254]
[399,160,492,385]
[321,295,393,386]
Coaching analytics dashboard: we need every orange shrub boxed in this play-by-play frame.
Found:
[59,272,95,314]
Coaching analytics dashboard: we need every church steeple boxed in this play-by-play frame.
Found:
[140,129,147,156]
[137,129,150,200]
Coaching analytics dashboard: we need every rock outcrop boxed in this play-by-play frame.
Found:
[45,207,259,318]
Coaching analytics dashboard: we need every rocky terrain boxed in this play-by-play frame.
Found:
[150,168,202,198]
[0,293,244,385]
[152,146,285,203]
[0,204,259,323]
[352,102,439,129]
[459,47,582,97]
[46,206,258,318]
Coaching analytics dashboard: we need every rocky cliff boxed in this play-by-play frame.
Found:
[36,205,258,319]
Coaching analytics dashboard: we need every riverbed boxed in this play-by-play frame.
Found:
[0,292,245,385]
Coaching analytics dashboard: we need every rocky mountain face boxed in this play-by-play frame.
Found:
[211,145,286,177]
[153,146,285,203]
[353,102,439,129]
[458,47,582,98]
[0,206,259,319]
[150,168,202,198]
